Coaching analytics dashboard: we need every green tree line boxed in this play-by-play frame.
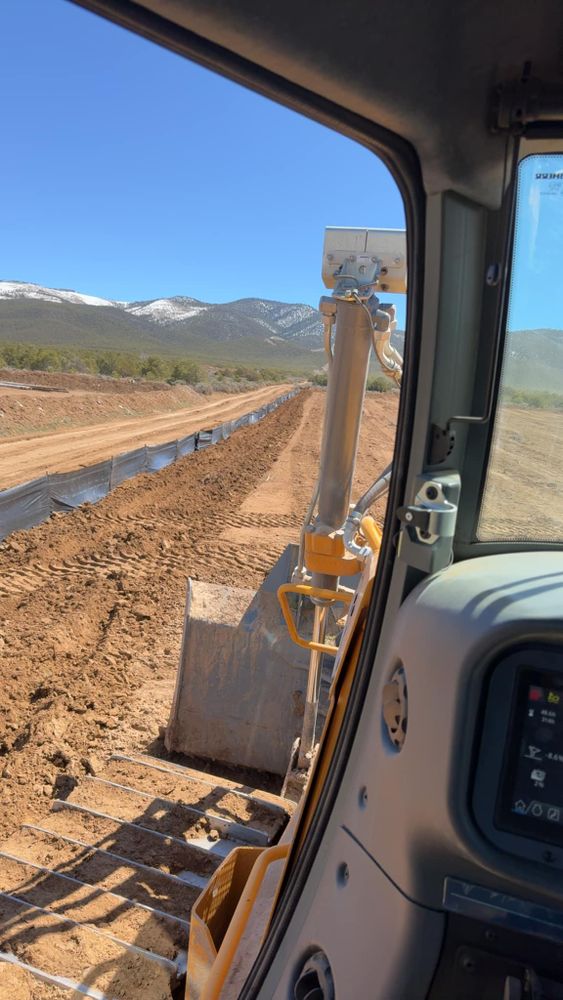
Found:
[502,386,563,410]
[310,371,395,392]
[0,341,200,384]
[0,341,292,388]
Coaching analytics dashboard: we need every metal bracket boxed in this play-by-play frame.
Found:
[398,482,457,546]
[492,72,563,135]
[398,473,461,574]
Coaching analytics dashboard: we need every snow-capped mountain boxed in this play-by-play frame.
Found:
[125,297,207,325]
[0,280,323,343]
[0,281,122,310]
[0,280,326,367]
[224,299,323,346]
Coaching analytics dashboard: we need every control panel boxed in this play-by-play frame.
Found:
[439,644,563,997]
[474,645,563,868]
[498,667,563,843]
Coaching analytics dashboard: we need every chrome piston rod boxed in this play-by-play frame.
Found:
[298,294,374,767]
[297,604,329,769]
[312,294,374,590]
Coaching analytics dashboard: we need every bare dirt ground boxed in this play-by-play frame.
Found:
[0,961,71,1000]
[0,388,398,843]
[479,405,563,541]
[222,388,398,562]
[0,369,203,439]
[0,382,293,488]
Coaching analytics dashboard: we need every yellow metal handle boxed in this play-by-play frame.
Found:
[277,582,353,655]
[201,843,289,999]
[360,514,382,553]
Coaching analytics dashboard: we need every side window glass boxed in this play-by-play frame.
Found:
[479,154,563,541]
[0,5,408,994]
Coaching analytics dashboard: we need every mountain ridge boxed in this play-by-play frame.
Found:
[4,282,563,390]
[0,281,322,337]
[0,280,326,371]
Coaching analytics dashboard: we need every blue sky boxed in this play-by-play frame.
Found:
[1,0,407,325]
[508,154,563,331]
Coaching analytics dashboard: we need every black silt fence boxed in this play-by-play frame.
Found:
[0,389,299,541]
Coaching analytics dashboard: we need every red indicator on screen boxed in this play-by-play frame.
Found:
[529,686,545,702]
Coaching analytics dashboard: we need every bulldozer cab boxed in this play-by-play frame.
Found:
[3,1,563,999]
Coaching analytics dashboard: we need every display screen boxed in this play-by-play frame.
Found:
[496,668,563,845]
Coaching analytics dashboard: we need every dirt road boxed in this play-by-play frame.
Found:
[221,388,399,566]
[0,389,398,841]
[0,383,293,488]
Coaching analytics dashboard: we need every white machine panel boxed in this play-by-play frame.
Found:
[322,226,407,294]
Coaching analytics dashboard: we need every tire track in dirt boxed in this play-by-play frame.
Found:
[219,389,398,564]
[0,511,302,599]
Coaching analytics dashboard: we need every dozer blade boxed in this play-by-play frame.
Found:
[165,544,329,777]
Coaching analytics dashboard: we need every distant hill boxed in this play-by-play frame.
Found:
[503,329,563,393]
[4,283,561,389]
[0,281,326,372]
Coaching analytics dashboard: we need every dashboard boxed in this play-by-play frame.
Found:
[339,551,563,998]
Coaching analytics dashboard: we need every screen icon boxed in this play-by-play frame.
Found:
[531,769,546,785]
[529,686,544,702]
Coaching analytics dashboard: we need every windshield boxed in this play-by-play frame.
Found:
[479,153,563,542]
